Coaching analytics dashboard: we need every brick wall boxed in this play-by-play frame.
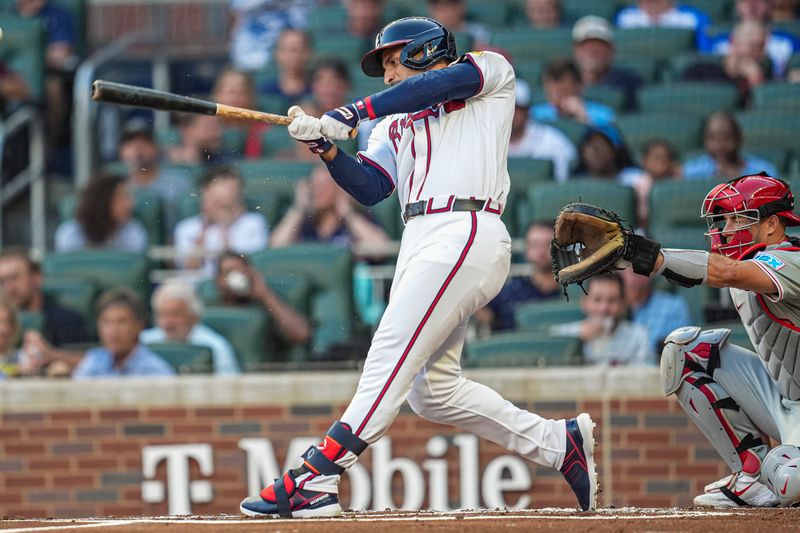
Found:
[0,369,729,517]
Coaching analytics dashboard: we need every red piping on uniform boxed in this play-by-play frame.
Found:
[358,153,396,194]
[414,117,433,201]
[356,211,479,437]
[756,294,800,332]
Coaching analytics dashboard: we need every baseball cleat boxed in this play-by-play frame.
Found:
[560,412,598,511]
[240,488,342,518]
[693,472,778,508]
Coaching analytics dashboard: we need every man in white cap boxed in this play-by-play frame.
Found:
[508,79,576,183]
[572,15,642,111]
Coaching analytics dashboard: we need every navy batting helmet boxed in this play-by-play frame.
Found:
[360,17,458,78]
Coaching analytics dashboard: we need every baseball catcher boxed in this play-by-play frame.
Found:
[552,172,800,508]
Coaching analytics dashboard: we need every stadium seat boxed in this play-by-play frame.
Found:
[584,85,626,112]
[505,158,556,236]
[735,110,800,152]
[614,28,696,60]
[145,343,214,374]
[638,82,741,114]
[548,118,587,146]
[490,28,572,61]
[682,0,734,23]
[526,180,636,225]
[244,180,295,229]
[249,244,354,354]
[18,311,44,336]
[201,306,269,370]
[313,35,367,63]
[648,179,717,229]
[237,159,314,182]
[650,226,710,251]
[221,129,247,157]
[613,56,660,84]
[560,0,619,23]
[513,300,583,332]
[0,18,46,99]
[258,94,290,116]
[465,332,580,368]
[752,83,800,112]
[42,251,150,304]
[617,112,703,154]
[452,31,475,54]
[467,3,509,27]
[366,193,403,241]
[514,60,544,87]
[260,127,296,158]
[41,278,97,331]
[308,4,348,34]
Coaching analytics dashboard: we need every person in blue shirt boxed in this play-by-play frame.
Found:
[683,111,778,181]
[15,0,76,70]
[72,289,174,378]
[532,59,616,127]
[615,0,711,48]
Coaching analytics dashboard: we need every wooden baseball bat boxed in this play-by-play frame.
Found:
[91,79,293,125]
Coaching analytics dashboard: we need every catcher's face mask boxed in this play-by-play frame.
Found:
[701,182,760,260]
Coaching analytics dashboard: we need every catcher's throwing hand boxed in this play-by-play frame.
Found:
[550,202,662,288]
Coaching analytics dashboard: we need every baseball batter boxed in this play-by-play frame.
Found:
[240,17,598,517]
[651,173,800,507]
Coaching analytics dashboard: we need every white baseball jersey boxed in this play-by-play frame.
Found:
[357,51,515,212]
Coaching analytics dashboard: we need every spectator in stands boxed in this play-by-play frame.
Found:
[572,127,641,184]
[550,273,653,366]
[525,0,562,29]
[0,247,89,349]
[0,61,30,115]
[427,0,490,49]
[572,16,643,111]
[477,221,561,331]
[72,289,174,378]
[167,113,225,166]
[631,138,682,228]
[308,58,352,116]
[683,111,778,180]
[216,251,312,344]
[212,67,266,159]
[621,267,692,355]
[55,173,148,253]
[345,0,385,44]
[702,0,798,78]
[532,59,616,126]
[260,28,313,104]
[615,0,711,46]
[174,166,269,276]
[228,0,312,71]
[0,297,22,378]
[508,80,576,183]
[684,20,773,99]
[140,279,240,375]
[270,164,389,248]
[118,118,193,235]
[15,0,76,71]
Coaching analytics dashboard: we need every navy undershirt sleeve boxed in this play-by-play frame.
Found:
[323,149,394,206]
[366,61,482,118]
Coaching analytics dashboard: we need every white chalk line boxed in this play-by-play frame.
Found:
[0,521,131,533]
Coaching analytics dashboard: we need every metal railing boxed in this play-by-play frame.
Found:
[72,32,169,187]
[0,106,46,256]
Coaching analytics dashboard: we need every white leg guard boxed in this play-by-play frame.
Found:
[761,445,800,506]
[661,327,768,475]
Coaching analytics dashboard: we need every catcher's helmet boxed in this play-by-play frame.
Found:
[360,17,457,78]
[701,172,800,259]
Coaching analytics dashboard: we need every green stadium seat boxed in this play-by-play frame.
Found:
[560,0,619,23]
[648,179,717,229]
[584,85,626,112]
[162,163,205,186]
[734,110,800,152]
[261,125,299,158]
[526,180,636,224]
[682,0,734,23]
[467,3,509,27]
[752,83,800,112]
[258,93,290,115]
[490,28,573,61]
[308,4,348,34]
[548,118,587,146]
[41,278,97,330]
[617,112,703,154]
[145,343,214,374]
[614,28,696,60]
[201,306,268,370]
[0,18,46,99]
[244,180,295,229]
[221,129,247,156]
[514,60,544,86]
[366,193,403,241]
[452,31,475,53]
[351,76,389,100]
[249,244,354,354]
[613,56,660,84]
[638,82,741,114]
[650,225,710,251]
[513,300,583,331]
[237,159,314,182]
[42,251,150,304]
[313,35,367,63]
[155,127,181,147]
[664,52,721,81]
[18,311,44,336]
[506,158,556,236]
[465,332,580,368]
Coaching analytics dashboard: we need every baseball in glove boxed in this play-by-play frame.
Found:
[550,202,661,291]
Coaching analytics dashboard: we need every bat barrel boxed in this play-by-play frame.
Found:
[91,80,218,116]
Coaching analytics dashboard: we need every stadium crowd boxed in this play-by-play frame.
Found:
[1,0,800,377]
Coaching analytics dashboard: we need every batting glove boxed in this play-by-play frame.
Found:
[287,106,333,155]
[321,99,371,141]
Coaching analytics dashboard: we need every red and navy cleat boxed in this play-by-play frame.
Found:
[240,468,342,518]
[559,412,598,511]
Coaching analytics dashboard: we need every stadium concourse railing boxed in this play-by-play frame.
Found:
[0,105,46,256]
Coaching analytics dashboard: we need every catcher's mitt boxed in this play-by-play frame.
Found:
[550,202,661,290]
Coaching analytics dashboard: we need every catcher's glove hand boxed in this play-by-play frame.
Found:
[550,202,661,290]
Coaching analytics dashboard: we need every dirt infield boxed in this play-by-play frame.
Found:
[2,508,799,533]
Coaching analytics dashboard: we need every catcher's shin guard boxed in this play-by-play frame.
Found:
[240,421,367,518]
[761,445,800,506]
[661,327,768,475]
